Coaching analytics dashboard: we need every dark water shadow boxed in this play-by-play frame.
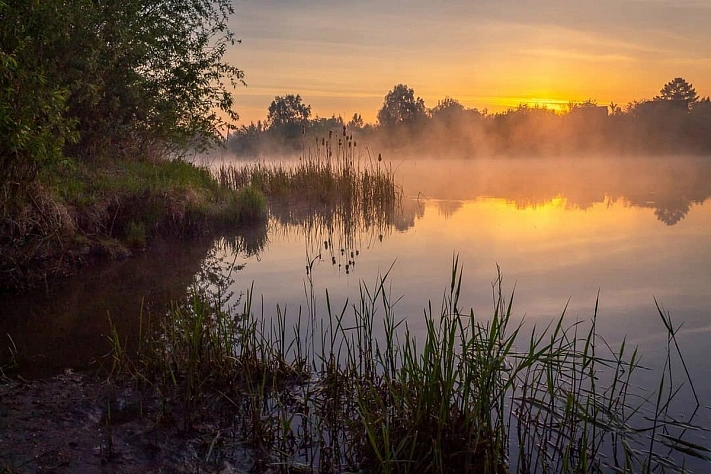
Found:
[0,224,268,378]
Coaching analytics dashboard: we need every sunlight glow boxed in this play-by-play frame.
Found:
[492,97,571,114]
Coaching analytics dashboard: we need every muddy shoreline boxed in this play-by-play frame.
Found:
[0,371,258,473]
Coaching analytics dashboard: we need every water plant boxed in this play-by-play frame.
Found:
[216,125,400,227]
[106,255,709,473]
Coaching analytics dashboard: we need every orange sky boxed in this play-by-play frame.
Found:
[226,0,711,124]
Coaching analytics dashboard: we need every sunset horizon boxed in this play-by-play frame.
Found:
[228,0,711,124]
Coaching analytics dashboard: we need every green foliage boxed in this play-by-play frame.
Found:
[266,94,312,139]
[347,112,364,130]
[232,185,267,223]
[0,1,79,188]
[656,77,698,108]
[0,0,244,180]
[430,96,465,119]
[377,83,427,128]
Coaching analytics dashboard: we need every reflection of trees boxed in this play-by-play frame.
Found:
[214,219,269,257]
[653,197,691,226]
[400,157,711,227]
[0,236,216,375]
[436,200,463,219]
[394,199,425,231]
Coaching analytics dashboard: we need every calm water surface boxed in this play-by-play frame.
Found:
[2,156,710,417]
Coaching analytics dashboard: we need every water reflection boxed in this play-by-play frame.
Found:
[397,156,711,225]
[2,156,710,383]
[0,227,269,377]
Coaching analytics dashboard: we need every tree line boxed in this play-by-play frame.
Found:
[229,78,711,156]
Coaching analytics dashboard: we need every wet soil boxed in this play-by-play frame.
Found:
[0,371,256,473]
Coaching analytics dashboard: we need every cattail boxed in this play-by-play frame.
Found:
[329,130,333,138]
[342,125,346,136]
[378,153,382,162]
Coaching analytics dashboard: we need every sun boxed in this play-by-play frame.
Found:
[524,98,569,113]
[488,96,570,114]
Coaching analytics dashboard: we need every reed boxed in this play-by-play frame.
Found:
[107,256,709,473]
[216,128,400,233]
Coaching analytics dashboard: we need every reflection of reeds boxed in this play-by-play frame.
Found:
[108,257,708,473]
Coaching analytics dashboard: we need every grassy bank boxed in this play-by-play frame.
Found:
[105,256,709,473]
[0,132,401,292]
[0,157,267,291]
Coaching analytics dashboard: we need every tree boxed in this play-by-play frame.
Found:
[656,77,698,109]
[1,0,245,167]
[1,1,79,187]
[377,84,427,128]
[347,113,364,130]
[266,94,311,138]
[430,97,465,121]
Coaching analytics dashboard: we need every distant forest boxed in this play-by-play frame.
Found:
[229,78,711,157]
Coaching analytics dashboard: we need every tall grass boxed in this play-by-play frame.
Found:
[107,255,710,473]
[217,128,400,248]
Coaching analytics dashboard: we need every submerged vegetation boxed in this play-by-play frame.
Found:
[103,256,709,473]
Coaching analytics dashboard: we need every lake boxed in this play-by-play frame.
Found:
[1,155,710,467]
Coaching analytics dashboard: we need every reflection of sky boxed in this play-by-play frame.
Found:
[227,192,711,357]
[222,191,711,463]
[228,0,711,123]
[222,191,711,470]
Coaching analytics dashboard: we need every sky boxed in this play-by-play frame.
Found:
[226,0,711,125]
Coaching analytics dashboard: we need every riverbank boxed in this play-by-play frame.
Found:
[0,157,266,292]
[0,371,257,473]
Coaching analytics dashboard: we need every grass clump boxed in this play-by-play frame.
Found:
[217,126,401,227]
[0,156,264,291]
[231,185,268,223]
[106,256,709,473]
